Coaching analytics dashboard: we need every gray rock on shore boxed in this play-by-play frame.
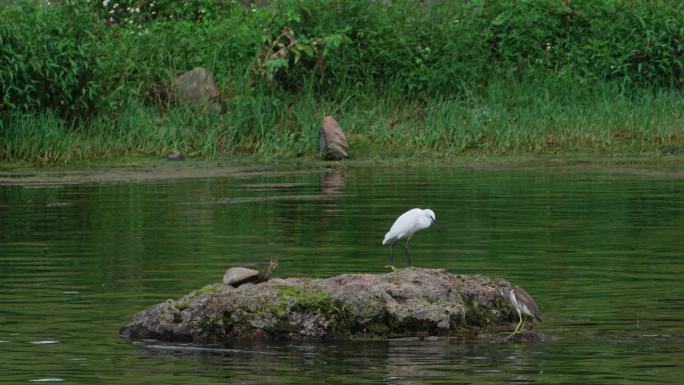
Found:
[172,67,221,113]
[120,268,539,342]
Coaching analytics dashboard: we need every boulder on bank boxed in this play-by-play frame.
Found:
[172,67,221,113]
[120,268,536,343]
[319,116,350,160]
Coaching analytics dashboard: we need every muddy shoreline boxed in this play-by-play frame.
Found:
[2,156,684,186]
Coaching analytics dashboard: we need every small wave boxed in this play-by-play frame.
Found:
[147,344,276,355]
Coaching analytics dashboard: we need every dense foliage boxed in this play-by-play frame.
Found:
[2,0,684,162]
[0,3,107,119]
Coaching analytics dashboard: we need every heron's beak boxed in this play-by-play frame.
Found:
[432,219,440,233]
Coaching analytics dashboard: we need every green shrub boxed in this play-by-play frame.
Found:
[0,1,107,120]
[485,0,684,88]
[101,15,264,108]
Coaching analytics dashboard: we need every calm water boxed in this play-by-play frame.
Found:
[1,164,683,384]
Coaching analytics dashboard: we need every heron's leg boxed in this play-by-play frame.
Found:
[514,313,524,333]
[519,316,527,331]
[405,239,412,266]
[508,313,523,337]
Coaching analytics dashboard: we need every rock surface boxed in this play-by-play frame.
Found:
[120,268,535,343]
[319,116,350,160]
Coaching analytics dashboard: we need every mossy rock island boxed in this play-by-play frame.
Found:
[120,268,535,342]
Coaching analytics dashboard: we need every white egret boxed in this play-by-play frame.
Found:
[382,208,438,267]
[496,282,543,336]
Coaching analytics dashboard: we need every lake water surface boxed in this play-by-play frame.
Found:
[1,163,683,384]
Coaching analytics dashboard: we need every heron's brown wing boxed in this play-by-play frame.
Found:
[512,286,543,321]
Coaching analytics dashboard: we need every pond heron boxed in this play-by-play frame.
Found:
[382,208,438,268]
[496,282,543,336]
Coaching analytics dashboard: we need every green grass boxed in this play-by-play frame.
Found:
[4,79,683,164]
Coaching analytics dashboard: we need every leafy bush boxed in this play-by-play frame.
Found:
[246,0,684,93]
[101,15,264,108]
[0,1,107,119]
[4,0,684,118]
[485,0,684,87]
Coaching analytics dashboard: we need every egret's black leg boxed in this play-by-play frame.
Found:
[385,244,399,272]
[388,244,394,265]
[405,239,412,266]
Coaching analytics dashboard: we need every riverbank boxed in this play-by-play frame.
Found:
[3,2,684,164]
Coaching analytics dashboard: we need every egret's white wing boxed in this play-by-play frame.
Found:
[382,208,422,245]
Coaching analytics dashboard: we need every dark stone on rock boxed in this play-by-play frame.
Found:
[120,268,537,342]
[505,330,555,343]
[173,67,221,113]
[319,116,350,160]
[167,150,184,161]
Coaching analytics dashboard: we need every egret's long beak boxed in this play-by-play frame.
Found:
[432,219,440,233]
